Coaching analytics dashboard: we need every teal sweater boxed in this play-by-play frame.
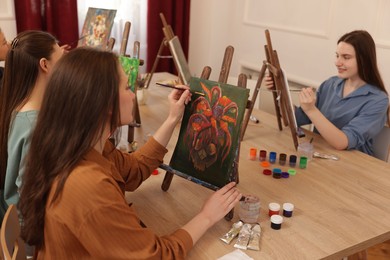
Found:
[0,111,37,221]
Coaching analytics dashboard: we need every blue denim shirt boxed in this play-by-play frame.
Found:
[295,76,389,155]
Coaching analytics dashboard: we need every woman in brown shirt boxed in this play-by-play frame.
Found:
[18,47,241,259]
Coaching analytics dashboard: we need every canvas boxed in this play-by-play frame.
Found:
[170,77,249,188]
[119,56,140,92]
[79,8,117,49]
[168,36,192,85]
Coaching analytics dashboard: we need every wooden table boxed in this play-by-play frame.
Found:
[126,73,390,259]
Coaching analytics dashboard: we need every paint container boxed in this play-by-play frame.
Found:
[268,202,280,217]
[298,141,314,161]
[259,150,267,161]
[283,203,294,218]
[260,161,270,168]
[263,169,272,175]
[269,152,277,164]
[270,215,283,230]
[281,172,290,178]
[279,153,287,165]
[239,195,261,224]
[287,169,296,176]
[299,156,308,169]
[249,148,257,160]
[289,155,297,167]
[272,168,282,179]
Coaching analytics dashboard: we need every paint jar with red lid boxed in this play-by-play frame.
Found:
[268,202,280,217]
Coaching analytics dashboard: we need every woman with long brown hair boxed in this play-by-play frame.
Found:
[19,47,241,259]
[267,30,389,155]
[0,30,63,222]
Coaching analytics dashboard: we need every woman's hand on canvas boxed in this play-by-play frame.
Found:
[167,85,191,124]
[299,87,316,113]
[182,182,242,244]
[199,182,241,225]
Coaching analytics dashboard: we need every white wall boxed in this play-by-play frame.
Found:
[189,0,390,96]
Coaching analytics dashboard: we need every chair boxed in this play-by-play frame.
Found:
[1,204,27,260]
[372,125,390,163]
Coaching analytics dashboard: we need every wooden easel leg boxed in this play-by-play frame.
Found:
[134,96,141,125]
[145,39,166,89]
[241,63,267,140]
[127,126,135,144]
[161,171,174,191]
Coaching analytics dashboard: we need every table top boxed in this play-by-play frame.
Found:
[126,73,390,260]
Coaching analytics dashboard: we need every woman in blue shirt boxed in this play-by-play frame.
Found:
[268,30,389,155]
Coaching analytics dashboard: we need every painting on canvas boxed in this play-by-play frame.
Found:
[79,8,117,49]
[170,77,249,188]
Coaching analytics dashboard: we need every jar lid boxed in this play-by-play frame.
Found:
[270,214,283,224]
[283,202,294,211]
[268,202,280,211]
[287,169,297,175]
[263,169,272,175]
[272,168,282,173]
[261,161,270,167]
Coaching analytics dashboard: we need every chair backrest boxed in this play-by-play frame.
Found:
[372,126,390,163]
[1,204,27,260]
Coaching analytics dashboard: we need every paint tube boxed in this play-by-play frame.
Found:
[234,223,252,250]
[247,224,261,251]
[219,220,243,244]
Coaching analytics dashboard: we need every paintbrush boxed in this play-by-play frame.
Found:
[68,34,89,47]
[156,82,205,96]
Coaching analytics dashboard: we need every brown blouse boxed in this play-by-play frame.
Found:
[37,138,193,259]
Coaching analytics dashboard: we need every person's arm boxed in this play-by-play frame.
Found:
[153,86,191,147]
[299,87,348,150]
[181,182,241,244]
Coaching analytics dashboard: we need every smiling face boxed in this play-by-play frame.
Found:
[118,65,135,125]
[334,41,360,81]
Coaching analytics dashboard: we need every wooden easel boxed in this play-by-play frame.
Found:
[240,29,299,150]
[161,46,249,220]
[118,21,143,143]
[145,13,188,88]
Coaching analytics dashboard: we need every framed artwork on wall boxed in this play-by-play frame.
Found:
[79,7,117,49]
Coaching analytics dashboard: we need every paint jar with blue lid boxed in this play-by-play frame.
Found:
[269,151,277,164]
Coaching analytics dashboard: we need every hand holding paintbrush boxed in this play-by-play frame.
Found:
[156,82,205,96]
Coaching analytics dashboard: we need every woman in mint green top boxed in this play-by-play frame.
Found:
[0,30,64,222]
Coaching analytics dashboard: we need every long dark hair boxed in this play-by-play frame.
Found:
[19,47,121,248]
[0,30,57,189]
[338,30,387,95]
[339,30,389,125]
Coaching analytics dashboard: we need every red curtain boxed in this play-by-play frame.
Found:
[14,0,79,48]
[147,0,191,74]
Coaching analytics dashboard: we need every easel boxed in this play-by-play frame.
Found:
[145,13,188,88]
[118,21,143,143]
[240,29,299,150]
[161,46,249,220]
